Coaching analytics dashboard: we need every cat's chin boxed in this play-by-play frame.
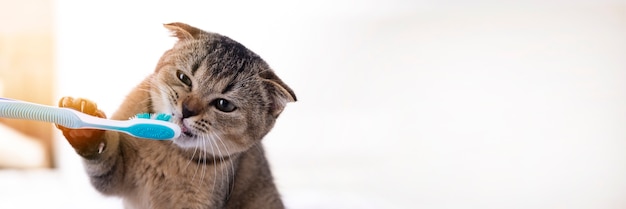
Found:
[171,136,231,157]
[171,135,199,149]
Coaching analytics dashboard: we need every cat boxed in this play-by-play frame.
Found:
[55,22,296,209]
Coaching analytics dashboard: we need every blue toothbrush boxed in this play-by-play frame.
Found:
[0,97,180,140]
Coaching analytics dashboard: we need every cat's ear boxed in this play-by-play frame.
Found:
[259,70,297,117]
[163,22,203,40]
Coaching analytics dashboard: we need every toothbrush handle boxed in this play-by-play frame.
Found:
[0,98,83,128]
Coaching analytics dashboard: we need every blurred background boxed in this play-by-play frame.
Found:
[1,0,626,208]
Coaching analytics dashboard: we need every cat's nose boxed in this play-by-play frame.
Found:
[181,96,204,118]
[182,102,199,118]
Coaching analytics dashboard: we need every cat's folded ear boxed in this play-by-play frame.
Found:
[259,70,297,117]
[163,22,203,40]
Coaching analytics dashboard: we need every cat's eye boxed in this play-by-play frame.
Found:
[176,70,192,87]
[213,98,236,112]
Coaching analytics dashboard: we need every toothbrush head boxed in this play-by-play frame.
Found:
[135,113,172,121]
[130,113,180,140]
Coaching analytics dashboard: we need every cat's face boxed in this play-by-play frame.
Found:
[149,23,296,157]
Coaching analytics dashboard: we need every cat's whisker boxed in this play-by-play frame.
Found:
[212,131,235,197]
[184,138,199,171]
[202,134,218,191]
[209,132,228,189]
[190,134,202,183]
[200,135,207,187]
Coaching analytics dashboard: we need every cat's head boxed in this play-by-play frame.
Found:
[149,22,296,156]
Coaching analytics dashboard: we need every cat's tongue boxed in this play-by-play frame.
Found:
[180,125,195,137]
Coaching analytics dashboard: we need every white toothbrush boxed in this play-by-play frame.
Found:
[0,97,180,140]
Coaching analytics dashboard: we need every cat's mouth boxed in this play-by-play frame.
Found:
[180,125,196,137]
[168,113,194,138]
[182,129,196,138]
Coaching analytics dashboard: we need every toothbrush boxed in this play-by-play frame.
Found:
[0,97,180,140]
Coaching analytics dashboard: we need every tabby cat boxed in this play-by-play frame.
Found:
[56,22,296,209]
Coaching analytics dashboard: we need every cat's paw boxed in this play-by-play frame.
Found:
[56,97,107,158]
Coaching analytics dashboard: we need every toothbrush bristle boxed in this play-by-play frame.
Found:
[136,113,150,119]
[155,114,171,121]
[133,113,172,121]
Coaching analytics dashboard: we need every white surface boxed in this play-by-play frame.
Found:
[0,123,46,168]
[0,169,121,209]
[2,0,625,209]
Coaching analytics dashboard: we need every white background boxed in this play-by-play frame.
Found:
[7,0,626,208]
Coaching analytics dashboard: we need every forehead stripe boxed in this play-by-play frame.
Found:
[191,61,201,75]
[220,60,248,94]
